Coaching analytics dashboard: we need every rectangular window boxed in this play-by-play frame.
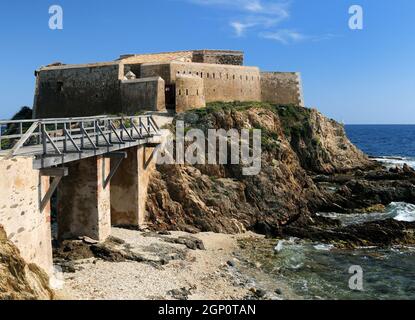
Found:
[186,89,189,96]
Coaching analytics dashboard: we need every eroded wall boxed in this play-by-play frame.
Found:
[121,77,166,113]
[34,63,124,118]
[260,72,304,107]
[0,157,52,275]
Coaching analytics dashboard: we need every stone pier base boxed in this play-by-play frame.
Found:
[0,157,53,275]
[111,146,156,228]
[58,156,111,242]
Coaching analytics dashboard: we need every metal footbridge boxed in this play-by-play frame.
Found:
[0,114,161,169]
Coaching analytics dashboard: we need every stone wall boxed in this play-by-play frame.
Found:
[121,77,166,113]
[175,75,206,113]
[171,62,261,103]
[119,51,194,64]
[0,157,52,275]
[192,50,244,66]
[34,63,124,118]
[260,72,304,107]
[119,50,243,66]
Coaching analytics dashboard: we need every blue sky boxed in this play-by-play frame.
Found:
[0,0,414,124]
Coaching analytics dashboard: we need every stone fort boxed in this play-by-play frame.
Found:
[33,49,304,117]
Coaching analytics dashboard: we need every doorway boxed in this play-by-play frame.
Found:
[165,85,176,110]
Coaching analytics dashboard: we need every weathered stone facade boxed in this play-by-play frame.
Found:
[0,157,52,275]
[175,75,206,112]
[33,49,304,118]
[121,77,165,113]
[261,72,304,107]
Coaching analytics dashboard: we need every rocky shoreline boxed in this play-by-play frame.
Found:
[2,102,415,300]
[145,103,415,248]
[53,228,290,300]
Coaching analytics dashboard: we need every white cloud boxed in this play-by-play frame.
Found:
[261,30,336,45]
[186,0,290,36]
[260,29,305,44]
[230,21,253,37]
[183,0,336,43]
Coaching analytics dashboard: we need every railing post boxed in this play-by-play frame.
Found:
[63,122,67,152]
[95,120,99,146]
[108,120,112,144]
[80,121,85,149]
[42,123,47,155]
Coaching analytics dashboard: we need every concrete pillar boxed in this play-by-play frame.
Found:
[57,156,111,242]
[111,146,156,228]
[0,157,53,275]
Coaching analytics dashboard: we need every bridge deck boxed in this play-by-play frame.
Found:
[0,115,162,169]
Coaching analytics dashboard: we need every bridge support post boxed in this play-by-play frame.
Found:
[57,156,111,242]
[110,146,156,228]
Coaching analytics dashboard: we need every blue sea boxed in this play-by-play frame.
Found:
[346,125,415,168]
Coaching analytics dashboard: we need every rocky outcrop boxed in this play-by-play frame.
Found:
[0,225,54,300]
[276,105,373,173]
[145,103,379,237]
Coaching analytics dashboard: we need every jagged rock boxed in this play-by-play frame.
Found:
[144,103,415,247]
[0,225,54,300]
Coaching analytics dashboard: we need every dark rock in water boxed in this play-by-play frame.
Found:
[403,163,414,173]
[275,288,283,295]
[284,217,415,247]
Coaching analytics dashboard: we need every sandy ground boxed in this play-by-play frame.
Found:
[55,228,266,300]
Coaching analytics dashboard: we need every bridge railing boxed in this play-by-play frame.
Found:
[0,115,160,158]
